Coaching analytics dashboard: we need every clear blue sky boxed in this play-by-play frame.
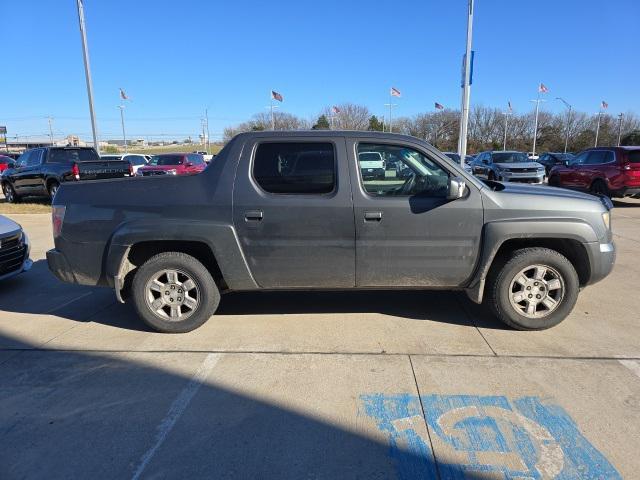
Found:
[2,0,639,142]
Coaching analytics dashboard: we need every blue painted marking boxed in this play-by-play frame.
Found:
[360,394,621,480]
[359,394,438,479]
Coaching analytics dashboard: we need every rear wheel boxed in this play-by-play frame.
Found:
[486,247,579,330]
[131,252,220,333]
[590,179,610,197]
[2,183,20,203]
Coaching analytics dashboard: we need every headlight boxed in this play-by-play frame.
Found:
[167,169,178,175]
[602,211,611,230]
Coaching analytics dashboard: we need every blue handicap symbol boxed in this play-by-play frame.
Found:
[360,394,621,480]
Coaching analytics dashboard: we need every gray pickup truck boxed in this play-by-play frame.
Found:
[47,131,615,333]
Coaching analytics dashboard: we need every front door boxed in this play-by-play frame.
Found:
[348,139,484,287]
[233,137,356,288]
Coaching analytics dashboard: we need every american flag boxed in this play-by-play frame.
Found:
[508,101,513,112]
[434,102,444,110]
[119,88,129,100]
[390,87,401,97]
[332,106,341,114]
[601,100,609,109]
[538,83,549,94]
[271,90,283,102]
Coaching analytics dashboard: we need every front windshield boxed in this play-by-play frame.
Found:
[148,155,183,166]
[492,152,529,164]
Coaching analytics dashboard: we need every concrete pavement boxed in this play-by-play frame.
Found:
[1,202,639,478]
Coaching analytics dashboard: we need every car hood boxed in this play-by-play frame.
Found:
[0,215,21,236]
[495,181,603,203]
[494,162,543,169]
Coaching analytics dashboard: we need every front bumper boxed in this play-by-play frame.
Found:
[0,232,32,281]
[585,241,616,285]
[498,171,545,183]
[46,248,78,284]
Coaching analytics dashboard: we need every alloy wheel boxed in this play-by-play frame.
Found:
[145,269,200,321]
[508,264,564,319]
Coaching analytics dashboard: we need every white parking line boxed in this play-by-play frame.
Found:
[619,360,640,379]
[130,353,222,480]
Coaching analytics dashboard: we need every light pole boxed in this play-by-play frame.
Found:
[118,105,127,153]
[617,113,624,146]
[205,108,211,153]
[457,0,474,167]
[75,0,100,153]
[556,97,572,154]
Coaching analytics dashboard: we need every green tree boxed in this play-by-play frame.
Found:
[312,114,330,130]
[103,145,119,154]
[621,130,640,146]
[368,115,384,132]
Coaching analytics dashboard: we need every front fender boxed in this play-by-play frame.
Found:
[105,219,258,294]
[465,219,599,303]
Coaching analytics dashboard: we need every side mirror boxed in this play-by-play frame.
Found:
[447,176,466,200]
[564,160,570,166]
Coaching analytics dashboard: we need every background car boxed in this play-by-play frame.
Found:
[0,155,16,173]
[471,151,545,184]
[0,215,31,281]
[537,152,575,175]
[548,147,640,198]
[358,151,386,180]
[443,152,474,173]
[1,146,131,203]
[101,153,148,175]
[136,153,207,176]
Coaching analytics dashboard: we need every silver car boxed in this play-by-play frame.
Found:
[0,215,32,281]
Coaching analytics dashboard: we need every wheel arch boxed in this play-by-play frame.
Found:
[465,220,597,304]
[105,220,258,302]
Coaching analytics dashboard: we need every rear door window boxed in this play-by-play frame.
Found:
[586,151,614,165]
[253,142,336,194]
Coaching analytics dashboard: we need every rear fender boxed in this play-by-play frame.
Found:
[105,219,258,297]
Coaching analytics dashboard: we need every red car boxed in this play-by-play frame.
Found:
[0,155,16,173]
[548,147,640,198]
[136,153,207,177]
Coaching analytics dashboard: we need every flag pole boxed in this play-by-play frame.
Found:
[389,94,393,133]
[617,113,624,146]
[532,89,541,157]
[502,111,509,151]
[118,104,127,153]
[270,92,275,130]
[595,109,602,147]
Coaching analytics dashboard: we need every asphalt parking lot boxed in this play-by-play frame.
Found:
[1,201,640,479]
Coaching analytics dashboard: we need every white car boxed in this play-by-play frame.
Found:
[101,154,149,175]
[0,215,32,281]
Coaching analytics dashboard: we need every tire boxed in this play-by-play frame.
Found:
[131,252,220,333]
[48,181,60,199]
[590,179,610,198]
[2,183,20,203]
[548,175,560,187]
[486,247,579,330]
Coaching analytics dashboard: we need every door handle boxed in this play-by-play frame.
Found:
[244,210,263,221]
[364,211,383,222]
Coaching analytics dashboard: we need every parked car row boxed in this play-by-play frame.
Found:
[0,147,208,203]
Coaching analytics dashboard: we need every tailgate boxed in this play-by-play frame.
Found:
[78,161,130,180]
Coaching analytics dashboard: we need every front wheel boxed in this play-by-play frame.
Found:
[486,247,579,330]
[2,183,20,203]
[131,252,220,333]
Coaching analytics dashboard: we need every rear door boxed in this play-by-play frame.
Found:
[16,149,45,193]
[559,151,589,188]
[233,137,356,288]
[582,150,615,189]
[348,138,484,287]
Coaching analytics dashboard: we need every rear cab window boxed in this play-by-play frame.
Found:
[48,148,99,163]
[252,142,336,194]
[627,151,640,164]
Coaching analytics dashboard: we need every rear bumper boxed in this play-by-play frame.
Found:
[611,186,640,198]
[46,248,78,284]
